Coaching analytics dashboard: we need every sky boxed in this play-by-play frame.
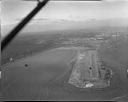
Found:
[1,0,128,37]
[1,0,128,25]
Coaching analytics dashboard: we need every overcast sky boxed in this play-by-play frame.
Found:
[1,0,128,26]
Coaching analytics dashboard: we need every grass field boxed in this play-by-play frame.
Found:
[1,29,98,65]
[2,47,128,100]
[1,26,128,101]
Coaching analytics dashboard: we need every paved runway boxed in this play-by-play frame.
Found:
[1,47,128,101]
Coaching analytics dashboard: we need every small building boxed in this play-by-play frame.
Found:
[9,57,13,62]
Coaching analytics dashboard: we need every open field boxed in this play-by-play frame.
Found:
[1,47,128,101]
[2,26,128,66]
[3,26,127,65]
[1,29,98,65]
[1,26,128,101]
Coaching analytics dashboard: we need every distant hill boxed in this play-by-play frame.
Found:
[2,18,128,37]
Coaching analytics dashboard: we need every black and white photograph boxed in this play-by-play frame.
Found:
[1,0,128,101]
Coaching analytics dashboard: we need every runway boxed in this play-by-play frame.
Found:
[1,47,128,101]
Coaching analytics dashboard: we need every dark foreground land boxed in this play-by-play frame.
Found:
[1,27,128,101]
[1,47,128,101]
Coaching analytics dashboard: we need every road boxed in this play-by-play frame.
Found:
[1,47,128,101]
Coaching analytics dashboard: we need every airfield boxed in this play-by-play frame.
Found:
[2,45,128,101]
[1,25,128,101]
[1,0,128,100]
